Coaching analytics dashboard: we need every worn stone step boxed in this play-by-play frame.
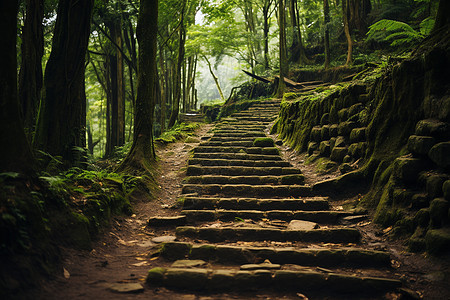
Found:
[192,152,283,161]
[231,113,277,118]
[188,158,291,167]
[181,209,356,224]
[186,166,301,176]
[148,216,187,227]
[227,117,274,122]
[146,267,401,294]
[211,132,266,138]
[159,242,392,267]
[176,226,360,243]
[182,184,313,197]
[200,140,254,147]
[181,197,330,211]
[183,174,305,185]
[194,146,279,155]
[214,125,267,130]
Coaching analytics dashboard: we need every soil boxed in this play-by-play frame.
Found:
[37,123,450,300]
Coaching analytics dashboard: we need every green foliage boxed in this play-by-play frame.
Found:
[366,19,426,49]
[156,123,200,144]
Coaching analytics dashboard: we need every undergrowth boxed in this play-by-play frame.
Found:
[155,122,200,144]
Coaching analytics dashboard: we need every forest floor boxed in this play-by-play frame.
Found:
[38,122,450,300]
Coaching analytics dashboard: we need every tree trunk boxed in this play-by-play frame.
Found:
[263,1,270,69]
[204,56,225,102]
[168,5,186,128]
[119,0,158,172]
[34,0,93,164]
[159,45,167,133]
[0,0,35,174]
[342,0,353,66]
[323,0,330,69]
[277,0,288,98]
[288,0,309,65]
[18,0,44,135]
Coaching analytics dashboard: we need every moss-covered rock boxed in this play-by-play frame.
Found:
[425,228,450,255]
[429,198,449,228]
[320,113,330,125]
[331,147,348,162]
[321,125,330,141]
[443,180,450,201]
[348,103,363,117]
[253,137,274,147]
[392,188,414,206]
[350,128,367,143]
[338,121,357,136]
[414,208,430,228]
[307,142,319,155]
[407,135,435,156]
[329,124,339,137]
[393,157,426,185]
[426,174,447,199]
[415,119,449,141]
[310,126,322,142]
[428,142,450,169]
[319,141,331,157]
[338,108,349,122]
[146,267,166,285]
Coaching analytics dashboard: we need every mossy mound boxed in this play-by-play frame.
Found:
[253,137,274,147]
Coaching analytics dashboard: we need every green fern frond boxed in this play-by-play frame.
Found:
[367,19,424,48]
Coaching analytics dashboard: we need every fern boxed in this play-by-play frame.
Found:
[366,19,424,48]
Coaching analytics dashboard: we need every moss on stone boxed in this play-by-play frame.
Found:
[253,137,275,147]
[146,267,166,285]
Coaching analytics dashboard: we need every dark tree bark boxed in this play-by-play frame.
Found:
[18,0,44,135]
[277,0,288,98]
[34,0,94,164]
[433,0,450,32]
[348,0,371,35]
[0,0,35,174]
[323,0,330,69]
[262,0,273,69]
[342,0,353,66]
[288,0,309,65]
[168,4,186,128]
[119,0,158,172]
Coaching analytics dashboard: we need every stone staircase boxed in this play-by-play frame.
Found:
[147,99,402,298]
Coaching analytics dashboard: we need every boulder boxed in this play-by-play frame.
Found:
[443,180,450,201]
[348,103,363,117]
[338,121,357,136]
[414,208,430,228]
[428,142,450,169]
[321,125,330,141]
[350,128,366,143]
[393,157,426,185]
[415,119,449,141]
[426,174,448,199]
[338,108,349,122]
[320,113,330,125]
[329,124,339,137]
[310,126,322,142]
[307,142,319,155]
[331,147,348,162]
[407,135,435,156]
[425,228,450,255]
[429,198,449,228]
[319,141,331,157]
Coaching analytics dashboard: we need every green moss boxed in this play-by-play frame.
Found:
[253,137,275,147]
[315,158,338,174]
[146,267,166,285]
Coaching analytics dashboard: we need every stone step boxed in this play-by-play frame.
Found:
[175,226,361,243]
[188,158,291,167]
[180,209,355,224]
[231,113,277,118]
[211,132,266,138]
[186,166,301,176]
[194,146,279,155]
[146,267,401,294]
[183,174,305,185]
[200,140,254,147]
[148,216,187,227]
[192,152,283,161]
[214,125,267,130]
[159,242,392,267]
[181,197,330,211]
[181,184,313,197]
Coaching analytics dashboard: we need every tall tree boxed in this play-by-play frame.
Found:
[119,0,158,171]
[18,0,44,134]
[433,0,450,32]
[0,0,35,174]
[262,0,274,69]
[342,0,353,66]
[277,0,288,98]
[34,0,94,164]
[323,0,330,69]
[288,0,309,65]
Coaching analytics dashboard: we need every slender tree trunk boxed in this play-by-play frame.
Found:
[119,0,158,172]
[34,0,94,164]
[0,0,35,174]
[168,5,186,128]
[288,0,309,64]
[159,45,167,133]
[263,4,270,69]
[277,0,288,98]
[18,0,44,135]
[204,56,225,102]
[342,0,353,66]
[324,0,331,69]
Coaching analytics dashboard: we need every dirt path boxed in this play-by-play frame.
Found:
[39,105,450,299]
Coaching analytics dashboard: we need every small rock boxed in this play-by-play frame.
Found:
[172,260,206,268]
[152,235,176,243]
[287,220,319,231]
[108,283,144,293]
